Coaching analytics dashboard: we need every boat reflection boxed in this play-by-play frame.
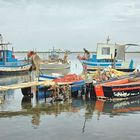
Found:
[94,98,140,118]
[0,74,31,86]
[0,97,140,127]
[0,75,32,110]
[21,96,32,109]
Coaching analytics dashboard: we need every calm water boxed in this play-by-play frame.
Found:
[0,53,140,140]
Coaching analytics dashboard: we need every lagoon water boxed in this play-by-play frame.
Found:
[0,52,140,140]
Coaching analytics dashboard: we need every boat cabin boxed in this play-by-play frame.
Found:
[96,43,125,61]
[0,49,17,65]
[0,34,18,65]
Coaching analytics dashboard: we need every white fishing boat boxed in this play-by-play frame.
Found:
[78,37,136,72]
[40,48,70,71]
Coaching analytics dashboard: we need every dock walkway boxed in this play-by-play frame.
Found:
[0,80,55,91]
[0,80,75,92]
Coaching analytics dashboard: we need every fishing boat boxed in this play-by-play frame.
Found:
[102,78,140,99]
[37,74,84,101]
[37,72,64,90]
[39,73,63,81]
[78,37,136,72]
[38,74,85,96]
[0,34,31,75]
[53,74,85,93]
[94,72,140,99]
[40,48,70,72]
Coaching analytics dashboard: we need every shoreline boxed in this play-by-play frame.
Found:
[14,51,140,53]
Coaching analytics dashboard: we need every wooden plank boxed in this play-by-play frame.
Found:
[0,80,77,91]
[0,80,55,91]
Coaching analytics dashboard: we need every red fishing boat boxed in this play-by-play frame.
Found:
[94,72,140,99]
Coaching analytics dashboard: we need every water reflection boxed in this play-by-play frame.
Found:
[94,98,140,119]
[21,96,32,109]
[0,90,15,106]
[1,96,140,126]
[0,74,31,86]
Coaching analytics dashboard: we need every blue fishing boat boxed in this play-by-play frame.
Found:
[38,73,85,94]
[53,74,86,93]
[39,73,64,81]
[71,80,85,92]
[78,37,135,72]
[0,34,31,75]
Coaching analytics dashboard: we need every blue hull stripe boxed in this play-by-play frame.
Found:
[82,61,122,67]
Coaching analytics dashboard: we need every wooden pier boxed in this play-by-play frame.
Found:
[0,80,75,92]
[0,80,55,91]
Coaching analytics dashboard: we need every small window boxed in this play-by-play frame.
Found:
[102,47,110,55]
[0,52,3,61]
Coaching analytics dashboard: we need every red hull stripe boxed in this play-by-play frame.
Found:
[94,85,104,97]
[112,86,140,91]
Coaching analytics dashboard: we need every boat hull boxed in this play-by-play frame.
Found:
[71,80,85,92]
[0,64,31,75]
[80,60,135,72]
[103,84,140,98]
[40,62,70,70]
[93,72,140,99]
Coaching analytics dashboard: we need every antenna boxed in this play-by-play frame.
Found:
[106,36,110,44]
[0,34,3,49]
[0,34,2,43]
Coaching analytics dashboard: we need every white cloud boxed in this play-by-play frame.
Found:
[0,0,140,51]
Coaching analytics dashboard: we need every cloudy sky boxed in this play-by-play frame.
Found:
[0,0,140,51]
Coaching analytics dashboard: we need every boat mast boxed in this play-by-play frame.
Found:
[106,36,116,68]
[0,34,5,63]
[0,34,10,64]
[0,34,4,50]
[106,36,110,44]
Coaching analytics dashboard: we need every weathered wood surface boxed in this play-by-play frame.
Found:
[0,80,76,91]
[0,80,55,91]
